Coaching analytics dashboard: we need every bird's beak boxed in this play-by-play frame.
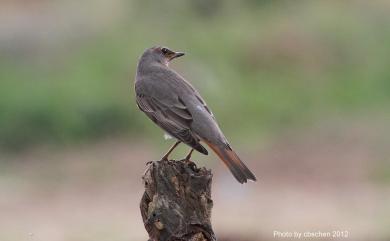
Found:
[172,51,185,59]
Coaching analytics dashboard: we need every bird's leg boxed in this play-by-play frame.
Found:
[184,148,198,171]
[161,141,181,161]
[184,149,194,162]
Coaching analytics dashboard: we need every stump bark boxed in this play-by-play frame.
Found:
[140,159,216,241]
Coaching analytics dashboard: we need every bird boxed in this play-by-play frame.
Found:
[134,46,256,184]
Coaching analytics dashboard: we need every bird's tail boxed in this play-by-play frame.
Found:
[205,141,257,184]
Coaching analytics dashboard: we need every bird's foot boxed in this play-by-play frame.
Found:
[184,159,198,172]
[182,158,192,164]
[160,156,168,162]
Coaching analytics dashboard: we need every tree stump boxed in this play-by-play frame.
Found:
[140,159,215,241]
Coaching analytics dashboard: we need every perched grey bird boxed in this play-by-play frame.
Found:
[134,46,256,183]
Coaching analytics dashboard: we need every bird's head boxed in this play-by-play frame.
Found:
[142,46,185,65]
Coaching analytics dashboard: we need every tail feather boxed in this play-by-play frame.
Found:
[206,141,257,184]
[193,142,208,155]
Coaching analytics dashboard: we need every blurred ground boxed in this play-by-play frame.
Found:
[1,118,389,241]
[0,0,390,241]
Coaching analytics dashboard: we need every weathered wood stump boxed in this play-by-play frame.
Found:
[140,159,215,241]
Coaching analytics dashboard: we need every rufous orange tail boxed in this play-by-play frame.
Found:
[206,141,257,184]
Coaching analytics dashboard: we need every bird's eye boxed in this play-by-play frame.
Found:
[161,48,168,54]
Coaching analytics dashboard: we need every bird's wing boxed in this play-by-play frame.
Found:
[171,74,215,119]
[193,91,215,118]
[135,93,208,155]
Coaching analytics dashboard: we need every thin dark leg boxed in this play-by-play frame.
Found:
[185,149,194,161]
[161,141,181,160]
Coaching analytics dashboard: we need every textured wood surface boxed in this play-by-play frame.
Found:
[140,159,215,241]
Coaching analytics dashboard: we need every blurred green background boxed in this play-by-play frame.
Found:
[0,0,389,241]
[1,0,389,151]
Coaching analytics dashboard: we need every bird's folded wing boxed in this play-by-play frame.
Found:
[136,94,198,145]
